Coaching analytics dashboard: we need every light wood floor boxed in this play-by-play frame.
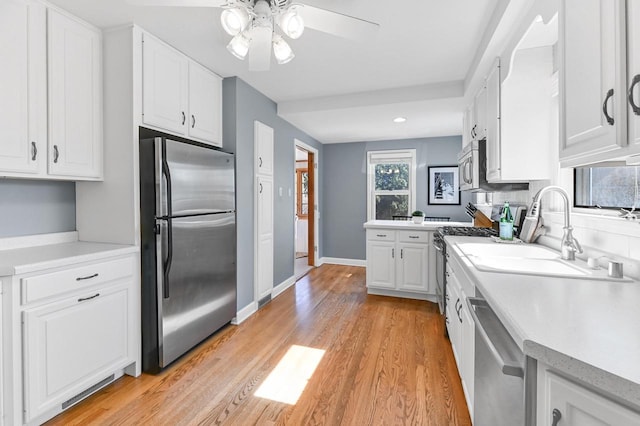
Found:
[46,264,471,426]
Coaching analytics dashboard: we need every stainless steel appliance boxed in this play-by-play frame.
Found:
[433,226,498,319]
[467,293,526,425]
[139,137,236,373]
[457,140,529,192]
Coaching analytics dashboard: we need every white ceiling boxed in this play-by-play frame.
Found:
[48,0,500,144]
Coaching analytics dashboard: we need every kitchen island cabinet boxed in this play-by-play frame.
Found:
[363,220,472,301]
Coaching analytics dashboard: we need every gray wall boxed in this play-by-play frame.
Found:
[322,136,471,260]
[223,77,323,311]
[0,180,76,237]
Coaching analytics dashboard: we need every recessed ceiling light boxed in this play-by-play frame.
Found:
[393,117,407,123]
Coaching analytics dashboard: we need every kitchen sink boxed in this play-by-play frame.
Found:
[455,242,632,281]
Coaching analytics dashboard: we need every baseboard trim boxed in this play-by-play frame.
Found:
[366,287,438,303]
[231,301,258,325]
[319,257,366,267]
[272,275,296,299]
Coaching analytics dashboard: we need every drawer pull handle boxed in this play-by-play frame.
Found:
[76,273,99,281]
[78,293,100,303]
[376,234,387,237]
[409,235,419,239]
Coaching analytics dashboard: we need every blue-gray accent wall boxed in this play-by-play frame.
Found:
[322,136,471,260]
[0,180,76,237]
[223,77,323,312]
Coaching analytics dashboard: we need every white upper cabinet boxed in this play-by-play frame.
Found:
[0,1,102,181]
[628,0,640,153]
[48,8,102,179]
[188,62,223,147]
[142,33,189,136]
[0,0,46,177]
[559,0,628,166]
[142,32,223,147]
[255,121,274,176]
[473,84,488,142]
[462,106,473,148]
[486,59,501,182]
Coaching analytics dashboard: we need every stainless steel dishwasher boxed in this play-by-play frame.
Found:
[467,293,526,425]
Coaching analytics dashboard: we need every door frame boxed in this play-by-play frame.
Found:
[294,139,320,267]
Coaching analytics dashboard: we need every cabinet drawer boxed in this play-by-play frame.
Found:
[21,256,134,304]
[398,230,428,243]
[367,230,396,241]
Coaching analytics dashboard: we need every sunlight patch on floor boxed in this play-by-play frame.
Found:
[254,345,326,405]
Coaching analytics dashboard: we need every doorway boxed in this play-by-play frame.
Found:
[294,141,317,279]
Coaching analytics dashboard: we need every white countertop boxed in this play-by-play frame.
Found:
[0,241,139,276]
[364,219,474,231]
[446,236,640,408]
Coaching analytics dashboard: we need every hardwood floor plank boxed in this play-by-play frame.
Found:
[46,264,471,426]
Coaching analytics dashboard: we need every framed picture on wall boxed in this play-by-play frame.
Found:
[428,166,460,205]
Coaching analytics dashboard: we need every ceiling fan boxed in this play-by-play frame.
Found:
[129,0,379,71]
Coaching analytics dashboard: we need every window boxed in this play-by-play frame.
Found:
[574,165,640,209]
[296,168,309,218]
[367,150,417,220]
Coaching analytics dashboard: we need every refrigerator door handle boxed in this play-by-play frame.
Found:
[161,140,173,299]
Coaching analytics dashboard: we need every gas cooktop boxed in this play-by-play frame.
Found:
[438,226,499,237]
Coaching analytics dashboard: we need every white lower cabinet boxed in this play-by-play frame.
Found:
[1,251,139,425]
[537,365,640,426]
[365,229,432,298]
[23,284,131,421]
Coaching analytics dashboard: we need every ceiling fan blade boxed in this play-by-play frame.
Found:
[249,26,272,71]
[296,4,379,42]
[126,0,226,7]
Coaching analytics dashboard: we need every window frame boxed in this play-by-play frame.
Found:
[366,149,417,221]
[573,165,640,210]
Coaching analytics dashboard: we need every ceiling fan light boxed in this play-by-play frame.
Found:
[221,7,250,36]
[273,35,295,64]
[227,32,250,60]
[279,10,304,39]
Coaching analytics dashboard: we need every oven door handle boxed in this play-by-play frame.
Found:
[433,243,443,252]
[467,297,524,378]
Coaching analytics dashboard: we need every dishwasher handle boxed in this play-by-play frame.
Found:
[467,297,524,378]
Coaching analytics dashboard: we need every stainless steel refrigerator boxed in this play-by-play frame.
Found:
[139,137,236,373]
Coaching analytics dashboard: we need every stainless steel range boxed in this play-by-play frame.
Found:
[433,226,498,326]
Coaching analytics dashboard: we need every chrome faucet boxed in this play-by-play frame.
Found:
[519,186,583,260]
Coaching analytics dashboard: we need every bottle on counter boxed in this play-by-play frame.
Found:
[499,201,514,240]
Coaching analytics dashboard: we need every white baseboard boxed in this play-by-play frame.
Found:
[231,301,258,325]
[319,257,366,267]
[367,287,437,302]
[272,275,296,299]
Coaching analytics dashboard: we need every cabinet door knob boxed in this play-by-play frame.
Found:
[31,141,37,161]
[259,182,263,194]
[191,114,196,128]
[53,145,59,163]
[603,88,615,125]
[76,273,99,281]
[630,74,640,116]
[259,156,263,167]
[551,408,562,426]
[181,111,186,125]
[78,293,100,303]
[400,249,403,259]
[392,248,395,258]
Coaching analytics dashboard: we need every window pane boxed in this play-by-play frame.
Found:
[575,166,640,208]
[375,163,409,191]
[375,195,409,220]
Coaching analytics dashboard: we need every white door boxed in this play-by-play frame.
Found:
[560,0,627,162]
[485,58,501,182]
[366,241,396,289]
[541,371,640,426]
[629,0,640,152]
[256,175,274,300]
[142,33,188,135]
[23,285,131,421]
[188,62,222,146]
[397,243,429,292]
[255,121,274,176]
[48,9,102,179]
[0,0,46,176]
